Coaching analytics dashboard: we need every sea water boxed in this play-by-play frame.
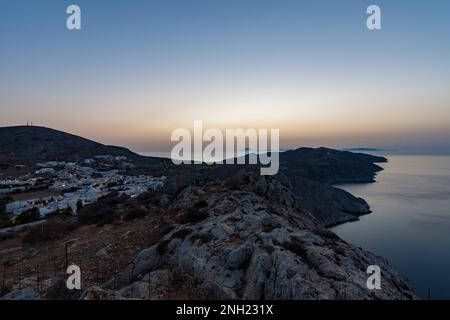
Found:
[332,156,450,299]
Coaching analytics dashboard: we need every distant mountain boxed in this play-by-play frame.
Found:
[342,147,388,152]
[0,126,165,166]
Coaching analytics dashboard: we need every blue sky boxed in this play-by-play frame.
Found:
[1,0,449,153]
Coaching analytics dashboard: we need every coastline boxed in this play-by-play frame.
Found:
[0,127,417,299]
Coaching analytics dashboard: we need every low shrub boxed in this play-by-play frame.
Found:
[156,239,171,255]
[172,228,193,239]
[96,213,119,227]
[263,244,275,254]
[178,200,209,224]
[77,193,121,225]
[0,196,13,215]
[281,239,308,261]
[190,232,214,244]
[123,207,147,221]
[180,208,209,224]
[22,221,69,244]
[0,214,12,229]
[225,174,248,190]
[193,200,208,209]
[14,208,40,225]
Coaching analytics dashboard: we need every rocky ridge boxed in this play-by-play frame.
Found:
[79,174,415,300]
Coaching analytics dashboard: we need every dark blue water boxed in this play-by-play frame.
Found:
[332,156,450,299]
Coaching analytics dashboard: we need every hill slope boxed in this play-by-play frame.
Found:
[0,126,142,162]
[281,147,386,184]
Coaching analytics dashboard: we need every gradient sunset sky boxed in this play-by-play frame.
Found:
[1,0,449,154]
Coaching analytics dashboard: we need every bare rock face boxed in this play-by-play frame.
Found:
[0,286,40,300]
[0,276,74,300]
[81,286,124,300]
[87,178,416,300]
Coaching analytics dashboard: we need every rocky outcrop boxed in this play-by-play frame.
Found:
[83,177,416,300]
[206,148,385,227]
[287,175,371,227]
[0,276,75,300]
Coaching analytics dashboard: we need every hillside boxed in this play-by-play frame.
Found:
[0,126,416,300]
[0,173,416,300]
[0,126,144,163]
[281,147,386,185]
[0,126,387,227]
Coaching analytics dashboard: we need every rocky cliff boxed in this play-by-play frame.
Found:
[79,174,415,300]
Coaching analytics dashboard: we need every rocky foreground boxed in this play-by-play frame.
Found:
[81,175,414,300]
[1,173,415,300]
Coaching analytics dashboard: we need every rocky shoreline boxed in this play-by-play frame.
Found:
[79,175,415,300]
[1,173,416,300]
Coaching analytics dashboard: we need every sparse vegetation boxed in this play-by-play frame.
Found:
[313,227,340,240]
[172,228,193,239]
[45,207,73,219]
[190,232,214,244]
[225,175,248,189]
[145,223,174,247]
[282,238,308,261]
[96,213,119,227]
[76,199,83,211]
[0,163,9,170]
[22,221,69,244]
[156,239,171,255]
[0,282,13,297]
[179,200,209,224]
[263,244,275,254]
[124,207,147,221]
[194,200,208,209]
[77,193,122,225]
[0,197,13,228]
[14,207,40,225]
[160,224,175,235]
[0,196,13,219]
[180,208,209,224]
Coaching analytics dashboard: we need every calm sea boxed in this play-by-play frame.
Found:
[332,156,450,299]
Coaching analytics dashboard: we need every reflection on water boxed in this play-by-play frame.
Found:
[332,156,450,299]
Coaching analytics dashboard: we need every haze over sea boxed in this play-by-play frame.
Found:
[332,154,450,299]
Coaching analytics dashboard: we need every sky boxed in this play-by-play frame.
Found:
[1,0,450,154]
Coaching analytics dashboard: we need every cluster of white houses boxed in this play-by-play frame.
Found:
[1,156,166,217]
